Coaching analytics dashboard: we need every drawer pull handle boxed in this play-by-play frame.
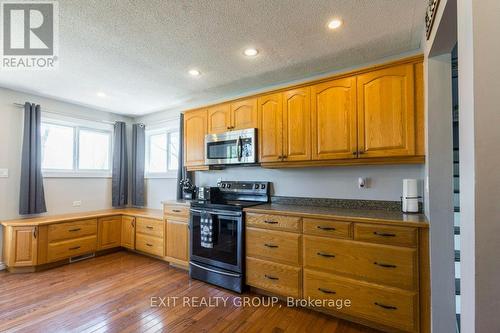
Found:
[172,209,181,213]
[264,274,279,280]
[146,243,153,247]
[374,262,397,268]
[373,231,396,237]
[264,220,278,224]
[317,226,336,231]
[318,288,336,294]
[146,226,154,229]
[374,302,398,310]
[317,252,336,258]
[69,246,81,250]
[68,228,81,232]
[264,243,279,248]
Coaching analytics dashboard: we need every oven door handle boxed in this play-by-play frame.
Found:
[190,262,241,277]
[190,208,242,217]
[236,136,242,162]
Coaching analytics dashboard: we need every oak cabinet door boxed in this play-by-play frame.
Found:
[283,87,311,161]
[184,109,207,167]
[311,77,357,160]
[231,98,258,130]
[207,103,231,134]
[166,220,188,262]
[357,64,415,157]
[121,216,135,249]
[97,216,122,250]
[10,226,38,267]
[258,93,283,162]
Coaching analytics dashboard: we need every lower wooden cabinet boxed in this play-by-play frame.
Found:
[246,257,302,298]
[47,235,97,262]
[165,219,188,264]
[97,216,122,250]
[121,216,135,249]
[136,233,164,257]
[4,226,38,267]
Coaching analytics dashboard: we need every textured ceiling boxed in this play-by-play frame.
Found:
[0,0,426,116]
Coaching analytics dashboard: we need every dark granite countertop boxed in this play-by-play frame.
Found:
[244,203,428,228]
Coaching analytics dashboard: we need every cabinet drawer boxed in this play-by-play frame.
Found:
[303,236,417,290]
[164,205,189,218]
[246,257,301,298]
[47,235,97,262]
[246,228,301,266]
[136,233,164,257]
[303,218,351,239]
[303,269,418,332]
[48,219,97,243]
[246,213,301,232]
[136,217,164,237]
[354,224,417,247]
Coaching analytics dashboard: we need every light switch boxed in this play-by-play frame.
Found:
[0,168,8,178]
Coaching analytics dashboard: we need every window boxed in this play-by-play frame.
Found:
[41,118,113,177]
[146,128,179,178]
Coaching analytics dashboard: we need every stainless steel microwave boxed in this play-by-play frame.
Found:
[205,128,257,165]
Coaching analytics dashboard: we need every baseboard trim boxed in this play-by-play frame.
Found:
[0,262,6,271]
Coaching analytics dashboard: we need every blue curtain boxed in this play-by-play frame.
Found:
[112,121,128,207]
[131,123,145,206]
[19,102,47,215]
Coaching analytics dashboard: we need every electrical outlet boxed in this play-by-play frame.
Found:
[72,200,82,207]
[0,168,8,178]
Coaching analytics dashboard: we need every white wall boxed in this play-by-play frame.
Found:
[0,87,132,264]
[195,165,424,201]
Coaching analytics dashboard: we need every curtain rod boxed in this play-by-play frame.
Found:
[14,102,117,125]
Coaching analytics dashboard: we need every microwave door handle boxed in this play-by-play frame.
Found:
[236,136,242,161]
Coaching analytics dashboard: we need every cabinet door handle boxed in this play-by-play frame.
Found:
[264,274,279,280]
[131,220,135,228]
[374,262,397,268]
[318,288,336,294]
[264,243,279,248]
[317,252,336,258]
[33,227,37,239]
[352,151,357,155]
[69,246,81,250]
[172,209,181,213]
[264,220,278,224]
[146,226,154,229]
[68,228,81,232]
[373,231,396,237]
[317,226,336,231]
[374,302,397,310]
[146,243,153,247]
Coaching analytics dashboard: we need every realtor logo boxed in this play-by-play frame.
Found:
[1,1,59,69]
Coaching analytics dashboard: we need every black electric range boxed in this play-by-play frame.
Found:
[189,181,270,293]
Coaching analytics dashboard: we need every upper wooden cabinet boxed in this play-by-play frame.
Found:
[311,77,357,160]
[207,103,231,134]
[184,109,207,167]
[97,216,122,250]
[357,64,415,158]
[230,98,258,130]
[4,226,38,267]
[283,87,311,161]
[258,93,283,162]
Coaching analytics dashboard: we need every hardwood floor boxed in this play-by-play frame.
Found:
[0,251,380,333]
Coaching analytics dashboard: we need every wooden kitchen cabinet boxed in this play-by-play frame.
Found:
[283,87,311,161]
[258,93,283,162]
[230,98,258,130]
[4,226,38,267]
[165,219,189,264]
[183,109,207,167]
[311,77,357,160]
[97,216,122,250]
[121,216,135,249]
[207,103,231,134]
[357,64,415,158]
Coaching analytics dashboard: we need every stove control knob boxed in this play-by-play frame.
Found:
[261,184,266,189]
[227,183,231,188]
[221,183,226,188]
[254,184,259,189]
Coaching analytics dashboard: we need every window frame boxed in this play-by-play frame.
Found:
[145,125,179,179]
[41,115,113,178]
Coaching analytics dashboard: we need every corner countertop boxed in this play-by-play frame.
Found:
[1,208,163,227]
[244,204,429,228]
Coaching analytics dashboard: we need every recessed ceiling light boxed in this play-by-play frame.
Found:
[97,92,106,98]
[188,69,201,76]
[327,18,343,30]
[243,48,259,57]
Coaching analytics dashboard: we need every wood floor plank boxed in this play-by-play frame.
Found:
[0,251,381,333]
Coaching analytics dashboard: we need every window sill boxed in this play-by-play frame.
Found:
[43,171,112,179]
[145,172,178,179]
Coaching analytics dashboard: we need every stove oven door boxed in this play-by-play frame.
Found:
[189,208,243,273]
